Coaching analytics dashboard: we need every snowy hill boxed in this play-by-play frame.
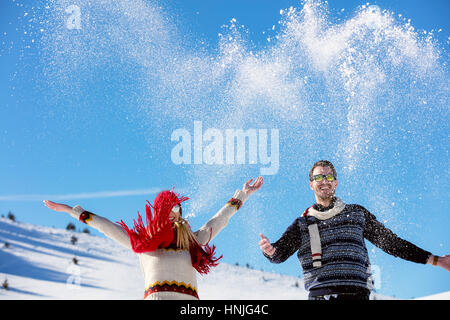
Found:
[414,291,450,300]
[0,217,308,300]
[1,218,446,301]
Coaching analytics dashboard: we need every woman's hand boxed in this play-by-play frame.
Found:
[43,200,72,214]
[243,176,264,197]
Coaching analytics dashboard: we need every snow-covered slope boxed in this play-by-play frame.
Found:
[0,217,308,300]
[0,217,143,299]
[414,291,450,300]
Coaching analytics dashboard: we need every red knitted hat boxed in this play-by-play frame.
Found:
[152,189,189,218]
[118,189,189,253]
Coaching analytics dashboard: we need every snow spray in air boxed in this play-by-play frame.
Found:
[34,0,447,261]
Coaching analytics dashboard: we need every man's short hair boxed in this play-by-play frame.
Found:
[309,160,337,181]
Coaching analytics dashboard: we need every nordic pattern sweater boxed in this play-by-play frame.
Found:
[265,202,431,296]
[70,189,248,300]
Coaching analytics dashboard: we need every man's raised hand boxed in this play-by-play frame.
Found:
[259,233,276,256]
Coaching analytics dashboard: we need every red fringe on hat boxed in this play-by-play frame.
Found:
[189,227,222,275]
[118,200,174,253]
[118,189,222,274]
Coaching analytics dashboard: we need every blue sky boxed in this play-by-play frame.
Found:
[0,0,449,299]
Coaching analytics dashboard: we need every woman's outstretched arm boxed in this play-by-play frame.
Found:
[44,200,132,250]
[195,177,263,245]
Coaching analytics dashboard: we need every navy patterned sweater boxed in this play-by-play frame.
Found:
[265,202,431,296]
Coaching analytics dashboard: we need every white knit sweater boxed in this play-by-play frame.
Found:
[70,189,248,300]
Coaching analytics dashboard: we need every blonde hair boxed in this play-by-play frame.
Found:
[173,217,198,250]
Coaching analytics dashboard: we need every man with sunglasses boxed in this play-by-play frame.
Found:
[259,160,449,300]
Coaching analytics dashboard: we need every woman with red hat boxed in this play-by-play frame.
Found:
[44,176,263,300]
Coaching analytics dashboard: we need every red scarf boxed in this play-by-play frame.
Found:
[118,189,222,275]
